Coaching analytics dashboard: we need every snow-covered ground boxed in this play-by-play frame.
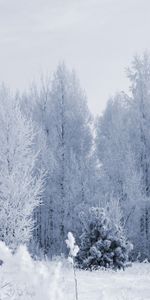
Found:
[73,263,150,300]
[0,242,150,300]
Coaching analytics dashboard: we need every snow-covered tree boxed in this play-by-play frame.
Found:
[23,64,98,256]
[76,207,132,270]
[21,79,55,255]
[127,53,150,258]
[48,64,99,254]
[95,53,150,260]
[0,86,44,250]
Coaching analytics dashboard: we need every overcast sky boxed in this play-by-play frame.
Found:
[0,0,149,115]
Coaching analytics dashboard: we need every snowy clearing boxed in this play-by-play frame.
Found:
[0,243,150,300]
[73,263,150,300]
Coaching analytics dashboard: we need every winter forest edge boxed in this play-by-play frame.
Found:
[0,52,150,298]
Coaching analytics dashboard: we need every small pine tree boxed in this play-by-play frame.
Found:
[76,207,132,270]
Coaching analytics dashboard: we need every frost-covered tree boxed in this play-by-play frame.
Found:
[76,207,132,270]
[96,53,150,260]
[22,64,98,256]
[127,53,150,258]
[96,93,131,201]
[21,78,55,255]
[46,64,98,254]
[0,86,44,250]
[95,93,145,259]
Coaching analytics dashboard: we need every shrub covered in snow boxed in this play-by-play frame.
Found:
[76,207,132,270]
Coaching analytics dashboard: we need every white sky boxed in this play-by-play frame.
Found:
[0,0,149,115]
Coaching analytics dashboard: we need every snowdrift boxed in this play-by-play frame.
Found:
[0,241,150,300]
[0,242,63,300]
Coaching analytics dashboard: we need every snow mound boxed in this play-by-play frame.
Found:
[0,242,63,300]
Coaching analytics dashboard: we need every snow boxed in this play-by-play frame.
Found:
[65,232,79,259]
[0,242,150,300]
[0,242,63,300]
[74,263,150,300]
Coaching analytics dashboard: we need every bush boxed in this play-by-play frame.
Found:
[76,207,133,270]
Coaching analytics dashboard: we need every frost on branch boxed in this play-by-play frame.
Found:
[0,86,45,251]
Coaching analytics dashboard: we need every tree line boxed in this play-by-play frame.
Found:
[0,54,150,260]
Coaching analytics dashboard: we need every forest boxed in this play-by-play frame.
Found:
[1,53,150,261]
[0,53,150,299]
